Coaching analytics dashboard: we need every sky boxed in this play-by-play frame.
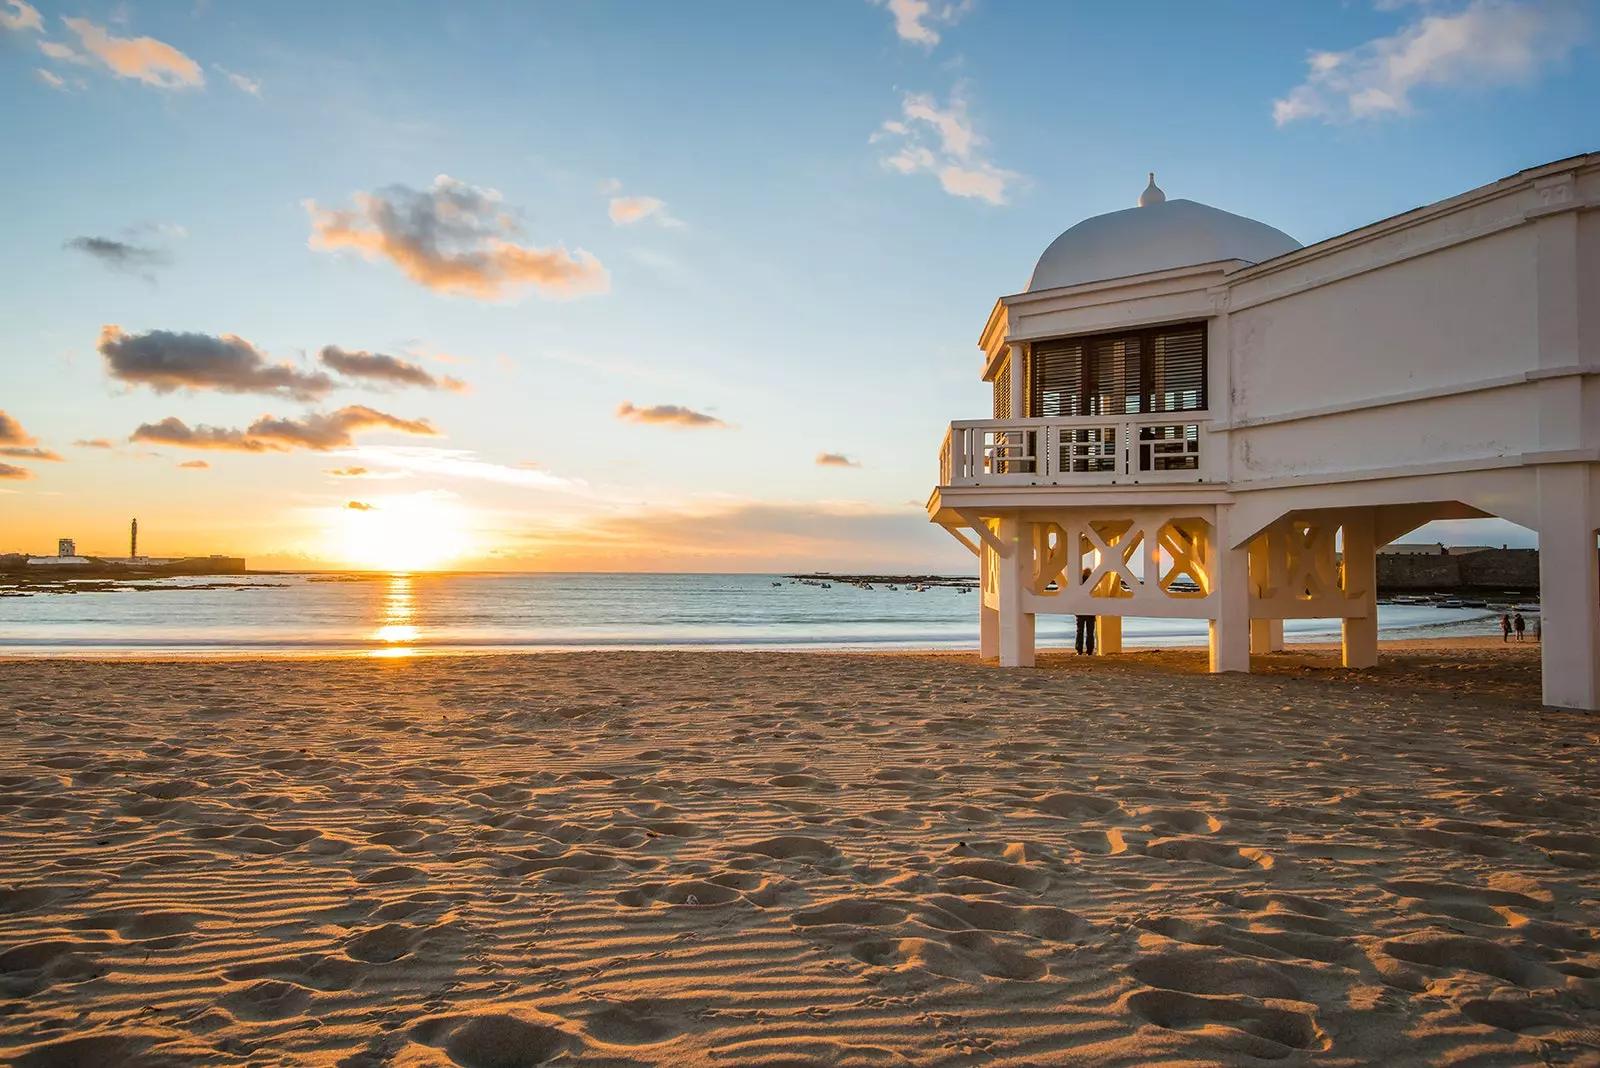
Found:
[1,0,1595,572]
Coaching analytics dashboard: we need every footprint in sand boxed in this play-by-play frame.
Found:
[731,835,840,861]
[1142,838,1274,871]
[356,864,428,885]
[69,908,198,943]
[917,896,1087,942]
[345,922,422,963]
[503,851,620,884]
[1032,791,1125,820]
[1065,829,1129,856]
[1459,997,1574,1034]
[1403,826,1512,858]
[891,932,1046,982]
[1137,808,1223,836]
[1381,878,1546,926]
[9,1033,161,1068]
[615,879,745,909]
[583,998,693,1046]
[793,898,909,928]
[935,859,1050,893]
[408,1011,574,1067]
[0,886,62,915]
[226,953,364,991]
[221,978,313,1021]
[0,940,100,997]
[1524,831,1600,869]
[1129,948,1304,1000]
[1137,915,1359,967]
[1126,988,1323,1059]
[1378,933,1560,988]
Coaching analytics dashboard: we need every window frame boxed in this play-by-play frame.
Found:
[1027,320,1208,419]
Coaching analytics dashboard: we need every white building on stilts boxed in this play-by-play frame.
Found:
[928,155,1600,709]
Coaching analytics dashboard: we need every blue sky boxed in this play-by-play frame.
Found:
[1,0,1594,568]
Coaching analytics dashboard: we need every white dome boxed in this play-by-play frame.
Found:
[1026,198,1301,293]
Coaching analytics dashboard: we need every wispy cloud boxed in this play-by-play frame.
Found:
[871,87,1019,204]
[345,499,375,511]
[873,0,970,49]
[1,0,41,33]
[1273,0,1584,125]
[608,195,681,227]
[74,438,115,449]
[65,236,171,277]
[54,16,204,89]
[816,452,862,468]
[33,67,73,91]
[615,401,727,428]
[306,175,609,301]
[98,326,334,400]
[335,445,582,489]
[0,463,33,481]
[318,345,468,392]
[213,63,260,96]
[0,411,61,467]
[131,406,438,453]
[177,459,209,469]
[597,178,623,195]
[0,446,63,461]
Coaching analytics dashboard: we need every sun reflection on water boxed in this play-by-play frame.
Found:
[370,574,419,656]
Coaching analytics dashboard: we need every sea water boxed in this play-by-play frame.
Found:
[0,572,1504,656]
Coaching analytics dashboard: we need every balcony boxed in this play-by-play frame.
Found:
[939,414,1214,487]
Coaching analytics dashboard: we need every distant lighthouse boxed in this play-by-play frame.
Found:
[130,518,138,560]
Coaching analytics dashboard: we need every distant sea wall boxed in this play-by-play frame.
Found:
[1377,548,1540,592]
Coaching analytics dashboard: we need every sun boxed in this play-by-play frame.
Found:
[328,494,474,571]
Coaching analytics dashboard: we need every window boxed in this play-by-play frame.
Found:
[1029,322,1207,418]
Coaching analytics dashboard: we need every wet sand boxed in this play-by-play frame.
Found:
[0,647,1595,1066]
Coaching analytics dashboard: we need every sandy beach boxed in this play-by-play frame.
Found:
[1,646,1596,1066]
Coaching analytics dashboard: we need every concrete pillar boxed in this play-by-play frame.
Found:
[1340,508,1379,669]
[1096,615,1121,655]
[1249,619,1282,655]
[1246,529,1285,654]
[979,538,999,660]
[1537,466,1600,709]
[1208,508,1250,673]
[995,517,1035,668]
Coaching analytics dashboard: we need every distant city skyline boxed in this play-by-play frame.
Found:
[3,0,1593,570]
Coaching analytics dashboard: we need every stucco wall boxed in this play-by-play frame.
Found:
[1230,387,1539,481]
[1228,226,1538,423]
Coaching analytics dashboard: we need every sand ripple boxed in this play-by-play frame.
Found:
[0,650,1597,1065]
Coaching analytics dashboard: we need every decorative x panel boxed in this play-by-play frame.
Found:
[1284,520,1341,601]
[1080,520,1143,597]
[1157,520,1212,596]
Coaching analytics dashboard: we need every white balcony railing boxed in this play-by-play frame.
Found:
[939,414,1213,487]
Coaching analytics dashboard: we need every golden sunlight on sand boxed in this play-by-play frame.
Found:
[0,648,1595,1066]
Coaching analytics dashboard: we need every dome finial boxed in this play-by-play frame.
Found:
[1139,171,1166,207]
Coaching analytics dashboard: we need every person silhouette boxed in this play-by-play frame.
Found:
[1513,612,1526,642]
[1076,568,1096,656]
[1500,614,1512,643]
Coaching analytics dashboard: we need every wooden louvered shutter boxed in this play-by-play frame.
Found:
[1146,324,1206,413]
[993,359,1012,419]
[1087,334,1141,415]
[1030,338,1085,417]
